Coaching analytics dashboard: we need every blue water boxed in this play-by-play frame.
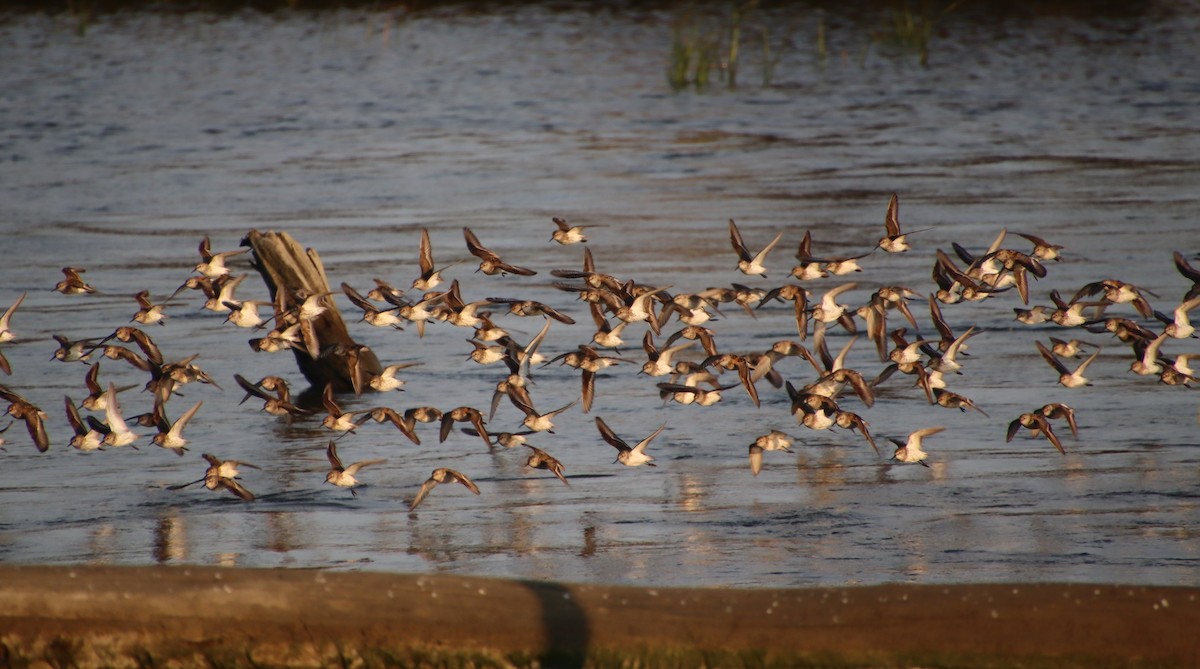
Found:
[0,3,1197,587]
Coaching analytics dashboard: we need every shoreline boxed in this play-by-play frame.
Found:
[1,565,1196,668]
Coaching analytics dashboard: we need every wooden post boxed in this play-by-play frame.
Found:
[242,230,381,393]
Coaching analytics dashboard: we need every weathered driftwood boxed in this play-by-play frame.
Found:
[242,229,381,393]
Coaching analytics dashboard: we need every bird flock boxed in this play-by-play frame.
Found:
[2,194,1198,511]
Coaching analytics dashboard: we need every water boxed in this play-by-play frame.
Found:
[1,3,1198,587]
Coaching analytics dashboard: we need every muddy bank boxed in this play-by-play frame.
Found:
[0,566,1196,668]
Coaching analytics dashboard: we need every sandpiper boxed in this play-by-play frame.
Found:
[194,236,247,279]
[877,193,930,253]
[728,219,784,277]
[549,217,592,245]
[464,227,537,276]
[151,399,203,456]
[525,444,570,485]
[0,292,26,344]
[595,416,665,467]
[98,382,141,448]
[439,406,491,448]
[1006,412,1064,455]
[889,426,946,466]
[1037,403,1079,439]
[1035,341,1100,388]
[932,388,989,417]
[54,267,96,295]
[0,385,49,452]
[324,440,386,496]
[410,467,481,510]
[131,290,168,326]
[413,227,460,290]
[61,391,105,451]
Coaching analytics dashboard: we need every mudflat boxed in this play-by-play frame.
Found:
[0,566,1195,668]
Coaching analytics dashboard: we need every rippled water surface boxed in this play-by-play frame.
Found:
[1,3,1198,587]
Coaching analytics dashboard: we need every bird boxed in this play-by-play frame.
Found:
[323,440,386,496]
[524,444,570,485]
[595,416,665,467]
[412,227,460,290]
[748,430,795,476]
[368,363,418,393]
[549,217,592,245]
[932,388,989,417]
[131,290,168,326]
[151,398,203,456]
[410,467,481,510]
[439,406,491,449]
[95,382,140,448]
[464,227,537,276]
[1036,341,1100,388]
[64,395,104,451]
[877,193,930,253]
[1038,403,1079,439]
[889,426,945,466]
[511,396,577,433]
[1006,412,1065,455]
[168,453,258,501]
[0,292,26,344]
[728,219,785,277]
[194,236,248,279]
[362,407,422,445]
[54,267,96,295]
[0,385,49,452]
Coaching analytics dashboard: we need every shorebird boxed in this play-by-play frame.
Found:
[235,374,311,419]
[877,193,930,253]
[524,444,570,485]
[341,282,404,329]
[835,410,879,454]
[1014,231,1065,262]
[54,267,96,295]
[932,388,989,417]
[889,426,945,466]
[1006,412,1065,455]
[412,227,460,290]
[362,407,421,445]
[595,416,665,467]
[810,282,858,333]
[728,219,785,277]
[201,273,247,313]
[464,227,537,276]
[1073,279,1155,319]
[1036,341,1100,388]
[1129,332,1169,377]
[320,383,369,433]
[368,363,418,393]
[131,290,168,326]
[748,430,795,475]
[97,382,141,448]
[64,395,104,451]
[1038,403,1079,439]
[194,236,247,279]
[151,398,203,456]
[439,406,491,448]
[511,396,577,434]
[410,467,481,510]
[168,454,258,501]
[0,385,49,452]
[0,292,25,344]
[549,217,592,245]
[1156,295,1200,339]
[52,335,95,363]
[324,440,386,496]
[639,331,694,378]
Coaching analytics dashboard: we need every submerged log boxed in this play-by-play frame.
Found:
[242,229,381,393]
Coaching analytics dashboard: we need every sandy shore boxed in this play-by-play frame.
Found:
[0,566,1195,668]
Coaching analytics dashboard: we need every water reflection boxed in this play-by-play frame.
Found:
[153,510,186,564]
[0,5,1198,587]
